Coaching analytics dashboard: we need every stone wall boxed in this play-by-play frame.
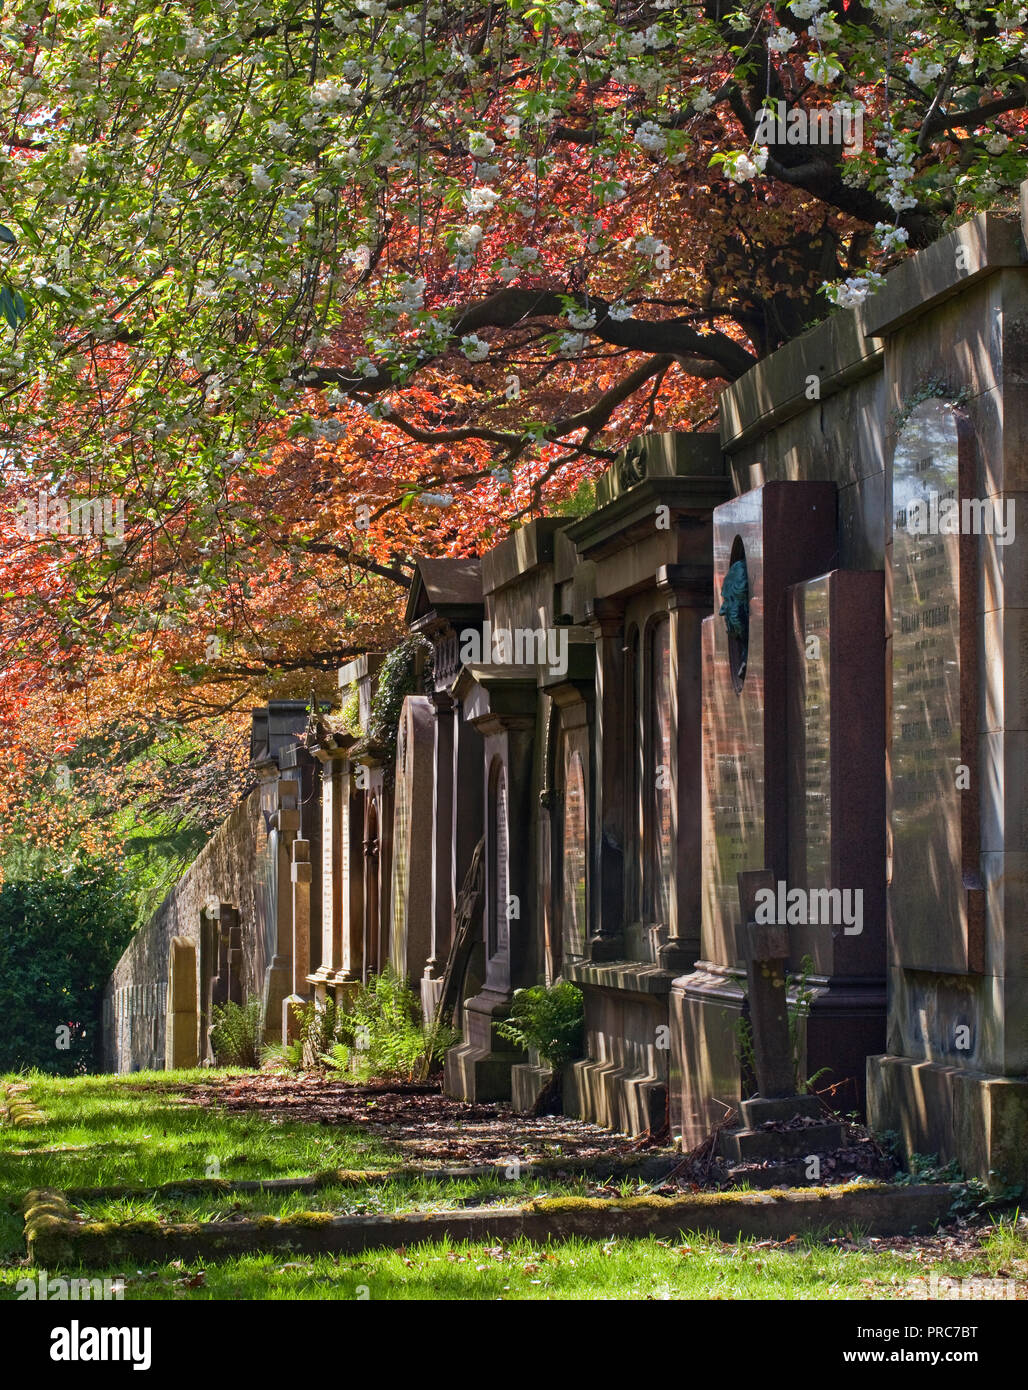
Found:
[103,792,262,1073]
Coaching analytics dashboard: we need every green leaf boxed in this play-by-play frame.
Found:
[0,285,17,329]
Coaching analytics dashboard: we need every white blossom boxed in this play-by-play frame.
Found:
[767,28,797,53]
[634,234,668,257]
[461,333,490,361]
[250,164,273,190]
[875,222,909,252]
[724,147,768,183]
[634,121,668,154]
[906,57,945,86]
[803,54,842,84]
[66,144,89,176]
[463,187,500,215]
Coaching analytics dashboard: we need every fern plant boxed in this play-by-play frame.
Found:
[325,969,458,1082]
[495,982,584,1070]
[209,995,265,1068]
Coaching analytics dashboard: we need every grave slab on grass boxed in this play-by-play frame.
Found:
[22,1182,957,1268]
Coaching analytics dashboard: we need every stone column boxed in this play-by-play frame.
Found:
[585,597,626,961]
[657,563,713,971]
[342,759,363,982]
[290,839,311,995]
[423,691,455,1014]
[263,777,299,1042]
[283,837,311,1043]
[310,749,347,993]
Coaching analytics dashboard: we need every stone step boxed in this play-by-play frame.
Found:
[720,1121,848,1163]
[739,1094,824,1127]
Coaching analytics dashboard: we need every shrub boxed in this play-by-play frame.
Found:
[209,996,265,1068]
[496,981,584,1070]
[327,969,458,1082]
[0,863,133,1074]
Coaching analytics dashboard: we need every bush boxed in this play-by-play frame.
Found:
[209,996,265,1068]
[0,863,134,1075]
[327,969,458,1082]
[496,982,584,1070]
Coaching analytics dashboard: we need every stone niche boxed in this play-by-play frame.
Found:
[888,398,984,975]
[443,664,539,1102]
[671,480,839,1148]
[869,385,1028,1189]
[403,557,486,1020]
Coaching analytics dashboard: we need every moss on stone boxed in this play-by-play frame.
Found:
[287,1211,340,1228]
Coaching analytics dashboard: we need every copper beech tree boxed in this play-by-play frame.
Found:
[0,0,1025,856]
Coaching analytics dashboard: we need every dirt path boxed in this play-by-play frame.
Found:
[194,1072,667,1166]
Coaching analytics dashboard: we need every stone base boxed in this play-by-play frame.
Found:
[420,972,445,1024]
[511,1057,557,1114]
[282,993,308,1045]
[868,1053,1028,1191]
[563,961,675,1136]
[263,958,292,1044]
[670,963,887,1150]
[444,987,523,1102]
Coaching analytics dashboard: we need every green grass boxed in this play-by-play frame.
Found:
[3,1070,1026,1301]
[0,1069,397,1251]
[2,1222,1026,1301]
[71,1174,613,1226]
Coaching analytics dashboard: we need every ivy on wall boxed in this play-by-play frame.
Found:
[351,636,433,781]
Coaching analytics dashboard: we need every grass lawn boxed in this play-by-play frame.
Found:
[2,1070,1026,1301]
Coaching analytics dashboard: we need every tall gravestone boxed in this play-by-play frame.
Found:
[673,481,837,1147]
[389,696,436,985]
[702,482,838,961]
[890,398,984,974]
[784,568,887,1106]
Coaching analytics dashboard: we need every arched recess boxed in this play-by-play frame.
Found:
[487,757,509,961]
[166,936,199,1069]
[561,749,588,961]
[364,799,380,978]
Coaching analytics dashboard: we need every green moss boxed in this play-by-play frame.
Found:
[288,1210,339,1229]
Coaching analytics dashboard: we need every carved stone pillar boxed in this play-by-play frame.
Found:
[657,563,714,972]
[585,597,626,961]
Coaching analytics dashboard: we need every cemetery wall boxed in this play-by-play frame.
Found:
[102,791,262,1072]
